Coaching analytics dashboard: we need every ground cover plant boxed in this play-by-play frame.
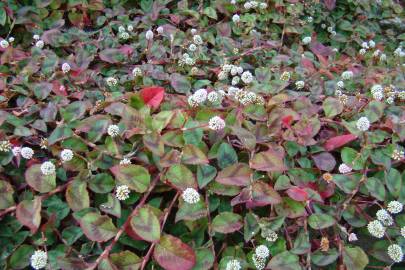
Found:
[0,0,404,269]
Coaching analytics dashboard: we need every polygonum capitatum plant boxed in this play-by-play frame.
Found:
[0,0,404,270]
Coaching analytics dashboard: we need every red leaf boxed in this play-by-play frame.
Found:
[281,115,294,127]
[140,86,165,109]
[323,0,336,10]
[301,57,316,73]
[286,187,308,202]
[324,134,357,151]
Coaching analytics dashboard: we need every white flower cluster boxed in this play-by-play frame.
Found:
[132,67,142,77]
[401,226,405,238]
[188,88,208,107]
[179,53,195,66]
[208,116,226,131]
[12,146,21,156]
[338,163,352,174]
[359,40,376,55]
[106,77,118,87]
[60,149,73,162]
[116,185,130,200]
[341,70,353,80]
[244,1,267,10]
[0,39,9,49]
[107,125,120,137]
[295,81,305,89]
[41,161,56,176]
[348,233,358,242]
[376,209,393,226]
[21,147,34,159]
[228,87,263,105]
[302,36,311,45]
[367,220,386,238]
[226,259,241,270]
[61,63,71,73]
[146,29,154,40]
[280,71,290,81]
[388,244,404,263]
[387,201,403,214]
[252,245,269,270]
[218,64,244,82]
[356,117,370,132]
[261,228,278,242]
[120,158,131,165]
[182,188,200,204]
[30,250,47,269]
[0,140,11,152]
[207,91,224,105]
[241,71,254,84]
[232,14,240,23]
[392,149,404,161]
[394,46,405,58]
[118,25,132,40]
[371,84,384,101]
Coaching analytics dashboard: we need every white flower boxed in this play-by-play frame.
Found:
[8,37,14,43]
[232,14,240,23]
[226,259,241,270]
[232,76,240,85]
[30,250,47,269]
[295,81,305,89]
[356,117,370,132]
[302,36,311,45]
[208,116,226,131]
[33,34,40,40]
[261,228,278,242]
[157,26,164,34]
[12,146,21,156]
[116,185,130,200]
[0,140,11,152]
[40,161,56,176]
[120,158,131,165]
[371,84,383,94]
[255,245,269,259]
[380,54,387,61]
[188,96,199,107]
[21,147,34,159]
[394,47,403,57]
[348,233,358,242]
[241,71,253,84]
[0,39,9,49]
[401,226,405,238]
[341,70,353,80]
[259,2,267,9]
[337,81,344,89]
[369,40,375,48]
[218,71,228,80]
[119,31,130,40]
[146,30,154,40]
[35,40,44,49]
[376,209,394,226]
[60,149,73,162]
[228,87,241,96]
[190,29,197,35]
[106,77,118,87]
[193,89,208,104]
[359,48,367,55]
[388,244,403,263]
[361,41,369,49]
[252,254,266,270]
[118,26,126,32]
[61,63,71,73]
[307,16,313,23]
[387,96,394,104]
[222,64,233,72]
[338,163,352,174]
[250,1,258,8]
[373,49,381,57]
[193,35,203,45]
[182,188,200,204]
[132,67,142,77]
[280,71,290,81]
[392,149,404,161]
[208,91,221,103]
[387,201,403,214]
[107,125,120,137]
[244,2,253,9]
[188,43,197,52]
[331,31,337,36]
[230,66,240,76]
[367,220,386,238]
[127,25,133,32]
[372,90,384,101]
[184,57,195,66]
[327,26,333,32]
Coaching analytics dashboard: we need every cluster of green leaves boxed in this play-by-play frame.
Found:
[0,0,404,270]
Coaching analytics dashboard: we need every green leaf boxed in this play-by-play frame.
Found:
[110,251,142,270]
[308,213,335,229]
[291,229,310,255]
[365,177,385,201]
[217,142,238,169]
[143,132,165,156]
[192,249,214,270]
[343,246,369,270]
[216,163,252,186]
[364,101,385,123]
[48,125,73,145]
[66,180,90,211]
[170,73,191,94]
[244,212,259,242]
[62,226,84,245]
[212,212,243,234]
[89,173,115,193]
[312,248,339,266]
[0,8,6,26]
[203,7,217,19]
[165,164,197,190]
[9,244,34,269]
[176,198,207,222]
[267,251,302,270]
[110,165,151,193]
[341,147,366,170]
[323,97,343,118]
[0,180,14,209]
[250,149,286,172]
[16,196,42,234]
[197,165,217,188]
[78,212,118,242]
[385,168,401,197]
[130,206,160,242]
[182,144,209,165]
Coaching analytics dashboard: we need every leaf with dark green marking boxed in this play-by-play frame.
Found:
[110,165,151,193]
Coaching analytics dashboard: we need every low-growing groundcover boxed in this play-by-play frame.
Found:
[0,0,405,269]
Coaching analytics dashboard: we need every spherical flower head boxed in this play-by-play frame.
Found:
[41,161,55,176]
[35,40,44,49]
[369,40,375,48]
[132,67,142,77]
[372,90,383,101]
[193,35,203,45]
[371,84,383,94]
[380,54,387,61]
[337,81,345,89]
[33,34,40,40]
[30,250,47,269]
[386,96,394,104]
[208,116,226,131]
[107,125,120,137]
[119,31,130,40]
[182,188,200,204]
[193,89,208,104]
[106,77,118,87]
[376,209,393,226]
[250,1,258,8]
[388,244,403,263]
[295,80,305,89]
[230,66,239,76]
[359,48,366,55]
[241,71,254,84]
[348,233,358,242]
[146,30,154,40]
[0,140,12,152]
[232,14,240,23]
[361,41,369,49]
[120,158,131,165]
[21,147,34,159]
[157,26,164,34]
[373,49,381,57]
[12,146,21,156]
[61,63,71,73]
[232,76,240,86]
[118,25,126,33]
[60,149,74,162]
[226,259,241,270]
[261,228,278,242]
[244,2,252,9]
[356,117,370,132]
[280,71,290,81]
[367,220,386,238]
[252,254,266,270]
[338,163,352,174]
[116,185,130,201]
[307,16,313,23]
[228,87,240,97]
[184,56,195,66]
[401,226,405,238]
[302,36,311,45]
[392,149,404,161]
[188,96,199,107]
[218,71,228,80]
[8,37,14,43]
[0,39,9,49]
[341,70,353,80]
[207,91,220,103]
[188,43,197,52]
[190,29,197,35]
[255,245,269,259]
[259,2,267,9]
[127,25,134,31]
[387,201,403,214]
